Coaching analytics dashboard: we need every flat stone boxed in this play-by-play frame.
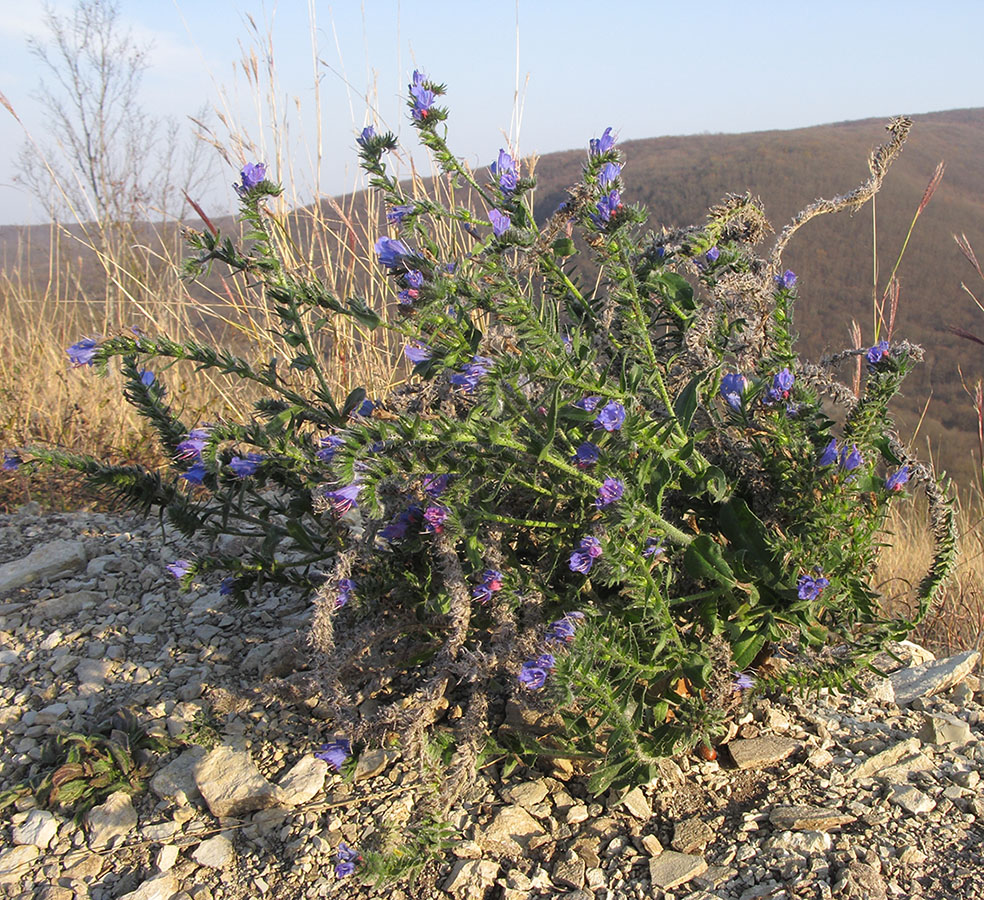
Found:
[0,540,87,594]
[648,851,708,890]
[35,590,101,621]
[847,737,919,782]
[480,804,548,855]
[0,845,39,886]
[886,783,936,815]
[192,834,235,869]
[34,887,73,900]
[876,751,934,782]
[353,748,399,781]
[12,808,59,848]
[277,755,327,806]
[918,712,973,746]
[768,804,855,831]
[840,861,888,900]
[727,736,798,770]
[86,790,138,850]
[156,844,180,872]
[151,745,206,804]
[194,745,283,818]
[672,817,714,852]
[620,786,652,820]
[443,859,499,898]
[502,779,549,808]
[61,849,103,882]
[765,830,832,853]
[552,848,586,889]
[117,871,179,900]
[889,650,980,706]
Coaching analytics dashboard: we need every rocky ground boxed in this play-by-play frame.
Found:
[0,505,982,900]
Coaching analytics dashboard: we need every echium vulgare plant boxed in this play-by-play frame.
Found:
[11,74,955,801]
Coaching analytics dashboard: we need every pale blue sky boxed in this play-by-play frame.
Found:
[1,0,981,225]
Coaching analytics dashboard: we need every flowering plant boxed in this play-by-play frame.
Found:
[13,81,954,799]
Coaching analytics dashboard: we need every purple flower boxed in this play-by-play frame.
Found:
[409,70,435,121]
[733,672,755,691]
[840,444,863,472]
[819,439,839,467]
[885,466,910,492]
[450,356,493,393]
[139,368,155,387]
[404,342,433,364]
[324,482,362,515]
[334,841,360,879]
[378,505,423,544]
[764,368,794,405]
[397,269,425,305]
[2,450,22,471]
[775,270,797,289]
[720,373,747,411]
[573,396,601,412]
[643,537,666,559]
[706,246,720,262]
[572,441,600,469]
[336,578,356,608]
[472,569,504,604]
[797,573,830,601]
[423,505,449,533]
[546,612,584,645]
[593,400,625,432]
[488,208,511,237]
[375,236,411,269]
[67,338,98,367]
[387,203,414,224]
[352,399,374,418]
[518,654,556,691]
[866,340,890,369]
[176,428,210,461]
[490,149,518,194]
[422,473,451,497]
[596,477,624,508]
[167,559,191,580]
[356,126,375,148]
[317,434,346,462]
[315,738,351,771]
[229,453,262,478]
[590,189,622,227]
[597,162,621,188]
[569,536,602,574]
[219,578,236,596]
[589,127,616,156]
[235,162,266,197]
[180,461,207,485]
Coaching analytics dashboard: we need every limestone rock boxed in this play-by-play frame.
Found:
[648,851,708,890]
[0,845,39,886]
[0,539,87,593]
[151,745,207,804]
[194,745,283,818]
[765,830,832,853]
[12,808,59,848]
[35,589,101,620]
[502,779,549,808]
[886,783,936,815]
[768,804,855,831]
[847,737,919,782]
[726,735,798,770]
[480,804,548,855]
[353,748,399,782]
[277,755,327,806]
[619,786,651,820]
[918,712,973,746]
[672,817,714,853]
[192,834,235,869]
[86,790,138,850]
[889,650,980,706]
[443,859,499,899]
[117,871,179,900]
[552,848,586,889]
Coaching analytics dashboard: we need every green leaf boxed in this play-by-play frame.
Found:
[718,498,771,565]
[731,630,767,670]
[536,384,561,463]
[587,759,630,796]
[286,519,317,552]
[657,272,696,311]
[673,375,702,431]
[341,387,367,418]
[683,535,736,588]
[552,237,576,258]
[347,297,380,329]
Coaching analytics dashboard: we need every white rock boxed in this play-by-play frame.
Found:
[151,745,206,804]
[277,755,327,806]
[194,745,283,817]
[443,859,500,898]
[156,844,179,872]
[0,845,39,885]
[116,871,178,900]
[12,809,59,848]
[0,540,87,593]
[886,783,936,815]
[889,650,980,706]
[192,834,235,869]
[86,790,138,850]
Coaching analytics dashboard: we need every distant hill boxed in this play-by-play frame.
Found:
[4,108,984,487]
